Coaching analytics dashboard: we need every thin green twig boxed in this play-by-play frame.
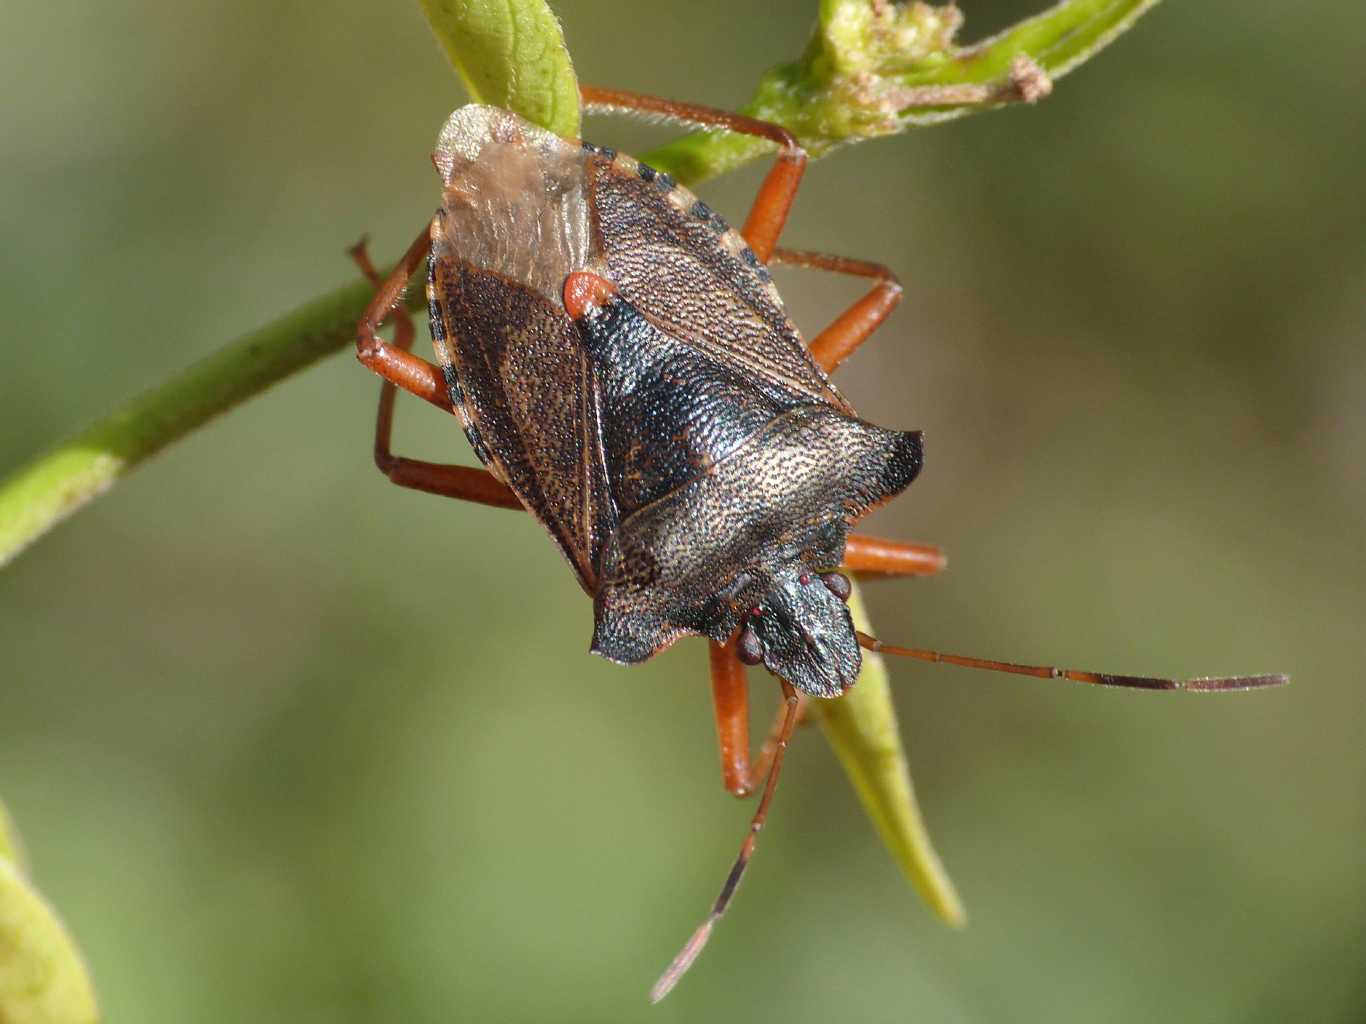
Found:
[0,273,423,566]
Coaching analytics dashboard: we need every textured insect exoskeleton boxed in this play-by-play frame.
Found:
[351,86,1286,1001]
[430,104,922,699]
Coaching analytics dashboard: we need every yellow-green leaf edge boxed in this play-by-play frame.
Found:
[0,800,100,1024]
[810,587,966,927]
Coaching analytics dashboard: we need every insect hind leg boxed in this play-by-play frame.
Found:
[769,248,904,374]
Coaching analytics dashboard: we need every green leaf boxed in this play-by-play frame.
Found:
[945,0,1163,86]
[420,0,580,137]
[0,270,428,568]
[0,803,99,1024]
[808,586,966,928]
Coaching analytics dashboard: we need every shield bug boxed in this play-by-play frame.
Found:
[351,85,1287,1001]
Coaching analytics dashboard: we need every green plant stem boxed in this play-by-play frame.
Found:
[645,0,1160,183]
[0,272,424,566]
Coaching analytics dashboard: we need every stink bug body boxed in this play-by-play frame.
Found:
[431,104,921,698]
[351,86,1285,1001]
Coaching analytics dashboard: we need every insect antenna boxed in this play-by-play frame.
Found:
[649,678,802,1004]
[855,632,1288,692]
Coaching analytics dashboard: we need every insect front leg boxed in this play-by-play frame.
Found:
[709,638,808,799]
[709,533,941,798]
[351,236,522,510]
[579,85,806,263]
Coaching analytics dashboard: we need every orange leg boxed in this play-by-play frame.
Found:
[351,238,522,510]
[843,534,946,578]
[708,639,753,797]
[579,85,806,263]
[354,226,452,411]
[705,534,934,798]
[709,638,809,798]
[360,88,808,502]
[770,247,904,374]
[359,94,939,802]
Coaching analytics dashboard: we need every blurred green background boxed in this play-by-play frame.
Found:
[2,1,1363,1020]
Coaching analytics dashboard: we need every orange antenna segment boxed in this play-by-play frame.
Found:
[855,633,1288,692]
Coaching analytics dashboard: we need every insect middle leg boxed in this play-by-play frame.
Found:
[767,249,945,579]
[351,236,521,510]
[579,85,805,263]
[769,247,904,374]
[844,535,947,578]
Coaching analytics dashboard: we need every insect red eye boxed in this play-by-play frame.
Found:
[737,624,764,666]
[798,573,811,585]
[748,606,763,618]
[821,572,851,602]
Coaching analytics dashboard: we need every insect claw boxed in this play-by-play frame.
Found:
[346,234,371,261]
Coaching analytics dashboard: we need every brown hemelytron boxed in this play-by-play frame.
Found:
[351,85,1286,1002]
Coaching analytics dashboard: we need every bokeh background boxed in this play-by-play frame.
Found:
[2,1,1363,1020]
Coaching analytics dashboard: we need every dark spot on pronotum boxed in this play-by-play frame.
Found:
[740,248,761,268]
[655,172,676,192]
[691,200,713,222]
[636,163,656,182]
